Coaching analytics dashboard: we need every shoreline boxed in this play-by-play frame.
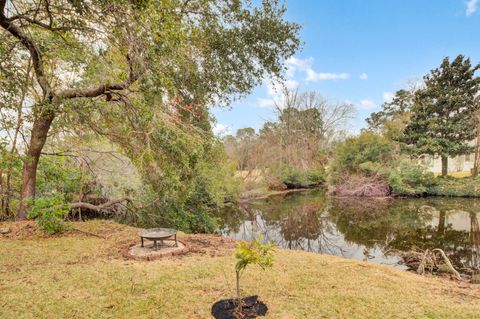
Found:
[237,187,322,202]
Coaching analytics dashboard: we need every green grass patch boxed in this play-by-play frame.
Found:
[427,176,480,197]
[1,221,480,318]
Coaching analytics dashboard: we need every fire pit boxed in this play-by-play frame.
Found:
[139,228,177,250]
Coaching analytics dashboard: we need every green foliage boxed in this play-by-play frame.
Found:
[332,131,393,176]
[235,234,275,273]
[27,194,71,234]
[401,55,480,175]
[366,89,413,140]
[1,0,301,221]
[427,176,480,197]
[270,165,325,189]
[358,161,383,177]
[36,156,94,201]
[307,166,327,186]
[234,234,275,298]
[387,159,437,195]
[129,140,242,233]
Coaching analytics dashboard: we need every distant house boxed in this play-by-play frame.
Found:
[423,140,477,174]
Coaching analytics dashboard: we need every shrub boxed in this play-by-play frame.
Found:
[387,159,437,195]
[27,193,71,234]
[332,131,393,175]
[274,165,325,189]
[306,167,326,185]
[358,161,383,177]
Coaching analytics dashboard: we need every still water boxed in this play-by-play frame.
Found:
[217,190,480,274]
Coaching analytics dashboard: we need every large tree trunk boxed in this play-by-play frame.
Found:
[474,136,480,177]
[17,113,55,220]
[441,156,448,177]
[473,112,480,177]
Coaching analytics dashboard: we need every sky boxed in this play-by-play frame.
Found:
[211,0,480,136]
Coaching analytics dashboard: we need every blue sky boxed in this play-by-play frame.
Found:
[212,0,480,136]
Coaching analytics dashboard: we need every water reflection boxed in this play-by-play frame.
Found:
[217,191,480,274]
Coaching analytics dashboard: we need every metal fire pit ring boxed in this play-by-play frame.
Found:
[139,228,178,250]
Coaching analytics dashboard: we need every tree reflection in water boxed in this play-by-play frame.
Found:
[216,191,480,275]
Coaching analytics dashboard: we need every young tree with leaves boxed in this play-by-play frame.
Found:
[0,0,300,219]
[401,55,480,176]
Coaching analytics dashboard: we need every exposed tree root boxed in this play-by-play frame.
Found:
[432,248,462,281]
[396,248,462,280]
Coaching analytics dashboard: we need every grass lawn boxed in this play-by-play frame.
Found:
[1,221,480,319]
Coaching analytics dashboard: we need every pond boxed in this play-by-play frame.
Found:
[217,190,480,276]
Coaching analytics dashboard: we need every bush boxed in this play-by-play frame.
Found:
[27,193,71,234]
[358,161,383,177]
[276,165,325,189]
[387,159,437,195]
[306,167,326,185]
[332,131,393,175]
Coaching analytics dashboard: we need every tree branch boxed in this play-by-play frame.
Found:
[58,54,142,100]
[0,7,52,98]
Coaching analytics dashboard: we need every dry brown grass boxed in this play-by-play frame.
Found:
[1,220,480,318]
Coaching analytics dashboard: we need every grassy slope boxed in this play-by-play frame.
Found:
[1,221,480,319]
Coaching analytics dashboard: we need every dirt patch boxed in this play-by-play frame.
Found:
[186,234,237,257]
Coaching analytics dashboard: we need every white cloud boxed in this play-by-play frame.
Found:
[285,79,299,90]
[256,97,276,109]
[306,70,350,82]
[212,123,232,137]
[255,77,298,109]
[285,56,349,82]
[359,73,368,80]
[286,56,314,71]
[383,91,394,102]
[359,99,376,109]
[466,0,478,16]
[255,56,349,108]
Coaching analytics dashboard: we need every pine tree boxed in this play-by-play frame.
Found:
[402,55,480,176]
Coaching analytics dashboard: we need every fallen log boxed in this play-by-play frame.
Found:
[70,197,132,212]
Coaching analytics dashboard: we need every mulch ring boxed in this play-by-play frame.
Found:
[211,295,268,319]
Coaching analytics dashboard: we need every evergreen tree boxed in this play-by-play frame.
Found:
[402,55,480,176]
[366,88,415,140]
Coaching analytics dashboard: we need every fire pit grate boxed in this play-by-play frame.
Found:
[139,228,177,250]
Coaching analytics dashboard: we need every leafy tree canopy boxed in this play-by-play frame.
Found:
[401,55,480,175]
[0,0,301,219]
